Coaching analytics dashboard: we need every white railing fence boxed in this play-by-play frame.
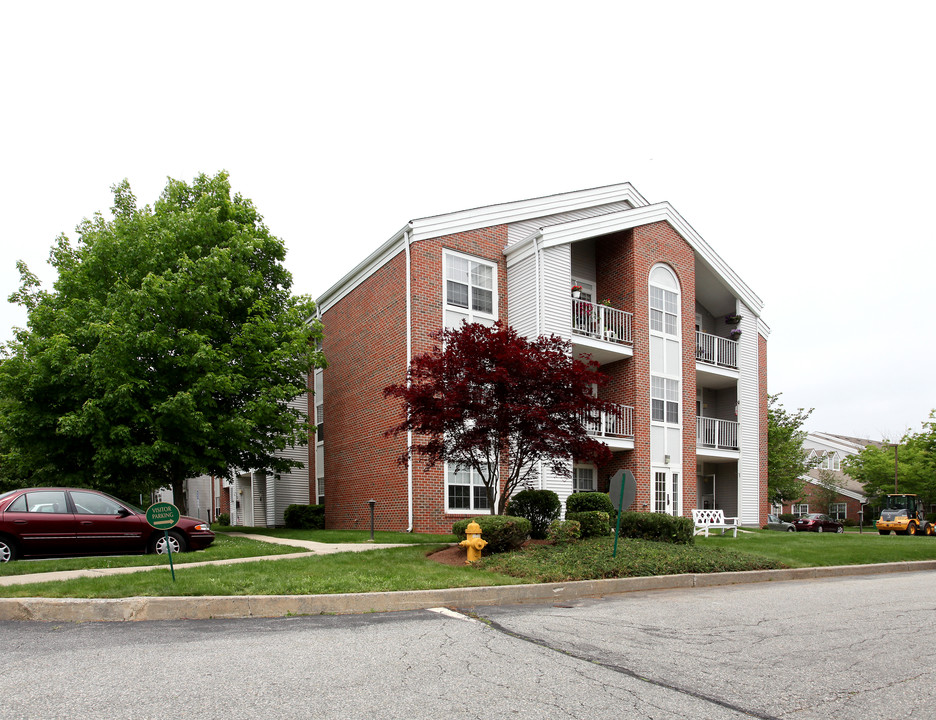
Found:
[572,299,633,346]
[696,417,739,450]
[582,403,634,439]
[695,330,738,369]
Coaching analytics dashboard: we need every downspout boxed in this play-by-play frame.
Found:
[404,227,414,532]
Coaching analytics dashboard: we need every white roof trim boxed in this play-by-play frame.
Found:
[805,433,868,455]
[507,202,764,316]
[803,476,867,503]
[408,183,649,244]
[316,224,410,314]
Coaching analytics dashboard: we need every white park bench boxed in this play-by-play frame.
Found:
[691,509,740,537]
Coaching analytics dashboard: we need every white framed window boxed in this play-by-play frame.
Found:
[651,376,680,424]
[793,503,809,517]
[316,477,325,506]
[830,502,846,520]
[573,465,596,493]
[649,286,678,336]
[446,462,492,512]
[444,251,497,328]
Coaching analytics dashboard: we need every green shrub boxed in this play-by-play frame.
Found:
[617,511,694,545]
[283,504,325,530]
[566,492,616,516]
[566,511,611,538]
[842,518,857,527]
[779,513,796,523]
[452,515,531,553]
[508,489,561,539]
[215,513,230,527]
[547,519,581,545]
[927,513,936,524]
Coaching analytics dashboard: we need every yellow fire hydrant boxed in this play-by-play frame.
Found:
[459,521,487,564]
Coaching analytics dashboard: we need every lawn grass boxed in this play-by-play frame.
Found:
[214,526,457,544]
[0,545,525,598]
[700,528,936,567]
[479,535,784,582]
[0,534,300,577]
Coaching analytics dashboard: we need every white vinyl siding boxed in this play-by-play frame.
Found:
[541,244,572,338]
[737,302,761,524]
[506,252,538,338]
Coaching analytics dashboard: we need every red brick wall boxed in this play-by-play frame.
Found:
[321,226,510,535]
[321,250,410,531]
[780,486,864,523]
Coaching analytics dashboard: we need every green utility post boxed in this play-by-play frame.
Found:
[608,470,637,558]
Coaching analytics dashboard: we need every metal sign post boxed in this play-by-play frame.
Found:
[145,502,181,582]
[608,470,637,558]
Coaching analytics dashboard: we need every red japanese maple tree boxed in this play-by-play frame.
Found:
[384,322,619,515]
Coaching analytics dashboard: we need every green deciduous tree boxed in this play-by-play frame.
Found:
[767,393,814,505]
[0,172,323,511]
[844,412,936,508]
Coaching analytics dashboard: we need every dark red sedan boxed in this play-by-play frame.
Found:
[793,513,844,534]
[0,487,214,562]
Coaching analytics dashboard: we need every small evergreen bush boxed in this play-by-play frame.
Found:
[617,511,694,545]
[547,519,581,545]
[215,513,230,527]
[779,513,796,524]
[566,511,611,538]
[452,515,531,553]
[283,503,325,530]
[508,489,561,539]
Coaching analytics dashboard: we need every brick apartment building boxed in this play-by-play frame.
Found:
[312,183,770,534]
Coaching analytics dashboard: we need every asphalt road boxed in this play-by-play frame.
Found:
[3,571,934,719]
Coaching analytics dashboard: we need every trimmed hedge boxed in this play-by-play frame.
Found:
[617,511,694,545]
[779,513,796,523]
[566,492,616,517]
[508,489,561,539]
[547,519,581,545]
[566,511,610,538]
[452,515,531,554]
[283,504,325,530]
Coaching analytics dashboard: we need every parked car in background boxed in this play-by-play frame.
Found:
[766,514,796,532]
[0,487,214,562]
[793,513,844,534]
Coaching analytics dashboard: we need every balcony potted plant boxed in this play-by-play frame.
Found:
[600,298,613,307]
[571,285,582,299]
[729,328,742,340]
[724,313,742,325]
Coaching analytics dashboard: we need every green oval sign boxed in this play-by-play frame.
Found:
[146,502,180,530]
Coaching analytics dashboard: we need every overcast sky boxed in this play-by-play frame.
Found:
[2,1,933,442]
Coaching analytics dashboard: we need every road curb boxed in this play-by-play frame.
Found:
[2,559,935,622]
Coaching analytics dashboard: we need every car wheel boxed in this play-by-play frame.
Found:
[787,526,796,532]
[907,523,918,536]
[0,536,17,563]
[836,526,844,534]
[150,531,187,555]
[817,526,823,533]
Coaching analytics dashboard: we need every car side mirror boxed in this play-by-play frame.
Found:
[117,507,132,518]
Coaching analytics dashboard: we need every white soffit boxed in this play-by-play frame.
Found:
[507,202,765,317]
[408,183,649,243]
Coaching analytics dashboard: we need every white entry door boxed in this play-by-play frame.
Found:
[653,469,681,516]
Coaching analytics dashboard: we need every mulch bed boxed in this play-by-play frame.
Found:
[427,539,551,566]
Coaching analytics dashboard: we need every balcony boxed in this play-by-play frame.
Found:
[696,330,739,390]
[583,403,634,451]
[696,417,740,457]
[695,331,737,369]
[571,299,633,365]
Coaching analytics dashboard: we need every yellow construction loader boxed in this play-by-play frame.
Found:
[876,494,935,536]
